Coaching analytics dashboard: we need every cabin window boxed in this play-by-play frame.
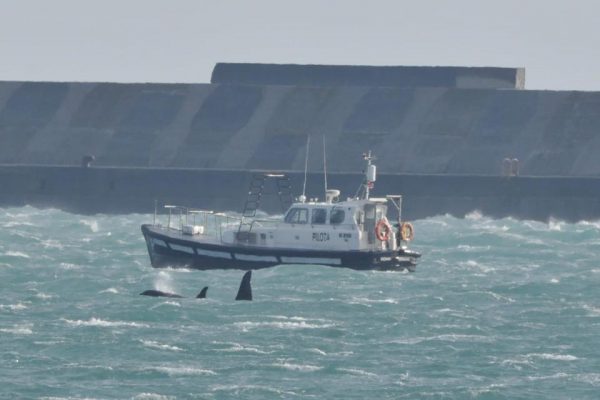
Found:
[376,204,387,221]
[285,208,308,224]
[365,205,376,220]
[311,208,327,224]
[330,209,345,225]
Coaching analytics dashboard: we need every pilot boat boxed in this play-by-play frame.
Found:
[141,152,421,271]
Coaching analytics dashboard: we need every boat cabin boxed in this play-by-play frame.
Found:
[225,196,396,252]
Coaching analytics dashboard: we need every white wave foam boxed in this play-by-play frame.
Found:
[527,372,570,381]
[499,231,544,245]
[35,292,54,299]
[4,251,30,259]
[149,300,181,310]
[216,342,271,354]
[0,324,33,335]
[578,219,600,228]
[309,348,327,356]
[465,210,483,221]
[488,291,516,303]
[59,262,81,270]
[425,334,494,343]
[502,353,579,369]
[457,244,491,252]
[3,221,35,228]
[150,366,216,376]
[132,394,175,400]
[337,368,378,378]
[421,217,449,227]
[140,340,183,352]
[459,260,496,274]
[271,362,322,372]
[62,317,149,328]
[575,373,600,386]
[351,297,398,305]
[582,304,600,316]
[41,239,64,250]
[548,219,563,231]
[210,384,299,396]
[34,340,65,345]
[99,288,119,294]
[468,383,507,396]
[389,337,425,345]
[0,302,28,311]
[40,397,105,400]
[80,219,99,233]
[528,353,579,361]
[234,320,335,331]
[267,315,334,323]
[500,358,534,369]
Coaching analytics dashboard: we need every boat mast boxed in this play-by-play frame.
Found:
[363,150,376,200]
[300,135,310,203]
[323,136,328,200]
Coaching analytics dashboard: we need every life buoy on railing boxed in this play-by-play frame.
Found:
[400,222,414,241]
[375,219,392,242]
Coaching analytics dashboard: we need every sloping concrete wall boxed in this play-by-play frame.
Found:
[1,81,599,177]
[211,63,526,89]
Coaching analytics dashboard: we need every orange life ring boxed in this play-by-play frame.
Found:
[400,222,414,241]
[375,219,392,241]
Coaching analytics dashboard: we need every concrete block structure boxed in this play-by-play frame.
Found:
[211,63,526,89]
[0,63,598,220]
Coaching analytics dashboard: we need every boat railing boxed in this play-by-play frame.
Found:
[157,205,359,244]
[247,218,281,230]
[159,205,244,242]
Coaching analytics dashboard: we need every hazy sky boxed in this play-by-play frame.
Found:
[1,0,599,90]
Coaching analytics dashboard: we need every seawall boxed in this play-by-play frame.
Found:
[1,61,599,221]
[1,81,599,177]
[1,165,598,222]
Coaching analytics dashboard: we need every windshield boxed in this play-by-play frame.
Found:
[284,208,308,224]
[330,208,345,224]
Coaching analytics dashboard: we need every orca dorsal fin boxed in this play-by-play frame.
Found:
[196,286,208,299]
[235,271,253,301]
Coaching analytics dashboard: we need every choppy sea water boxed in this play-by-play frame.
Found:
[1,206,599,399]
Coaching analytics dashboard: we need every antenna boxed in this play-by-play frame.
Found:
[363,150,377,200]
[301,135,310,202]
[322,135,328,198]
[153,199,157,226]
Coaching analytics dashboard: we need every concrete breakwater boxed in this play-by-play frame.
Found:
[1,165,598,222]
[1,80,600,177]
[1,63,599,220]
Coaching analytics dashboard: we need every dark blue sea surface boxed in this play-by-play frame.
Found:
[1,207,599,399]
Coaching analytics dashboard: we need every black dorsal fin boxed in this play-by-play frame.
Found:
[196,286,208,299]
[235,271,253,301]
